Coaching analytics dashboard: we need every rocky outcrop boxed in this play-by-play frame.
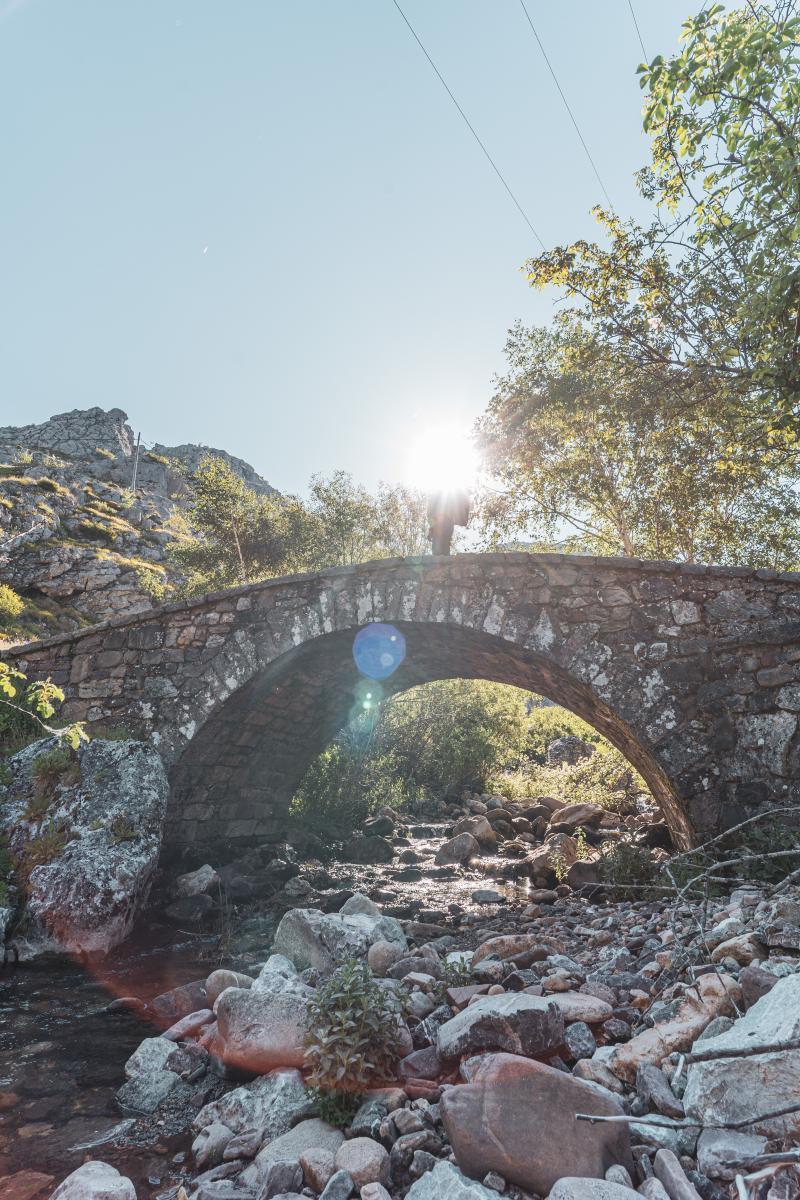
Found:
[0,406,275,637]
[0,736,168,956]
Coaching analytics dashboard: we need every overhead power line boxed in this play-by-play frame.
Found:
[517,0,614,211]
[626,0,649,62]
[390,0,546,251]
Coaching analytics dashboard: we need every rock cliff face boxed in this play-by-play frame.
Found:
[0,407,274,641]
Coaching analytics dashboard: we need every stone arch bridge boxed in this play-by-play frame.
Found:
[9,553,800,855]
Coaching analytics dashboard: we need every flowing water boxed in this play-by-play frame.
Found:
[0,932,215,1192]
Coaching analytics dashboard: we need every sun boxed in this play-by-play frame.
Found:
[405,422,479,493]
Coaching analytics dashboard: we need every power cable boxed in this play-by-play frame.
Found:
[390,0,546,250]
[626,0,649,61]
[517,0,614,211]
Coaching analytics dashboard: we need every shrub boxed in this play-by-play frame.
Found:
[489,745,645,812]
[304,957,407,1092]
[0,666,86,756]
[290,733,419,840]
[0,585,24,624]
[598,841,656,900]
[94,447,115,460]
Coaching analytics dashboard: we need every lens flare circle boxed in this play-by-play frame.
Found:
[352,623,406,679]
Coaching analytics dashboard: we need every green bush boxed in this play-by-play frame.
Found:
[304,957,407,1092]
[0,584,24,624]
[489,745,644,812]
[598,841,656,900]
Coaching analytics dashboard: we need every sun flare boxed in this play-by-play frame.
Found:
[405,422,479,493]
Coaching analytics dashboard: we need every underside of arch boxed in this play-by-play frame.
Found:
[167,621,692,858]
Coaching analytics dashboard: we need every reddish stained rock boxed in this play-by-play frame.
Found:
[440,1052,632,1196]
[471,934,563,967]
[608,973,740,1083]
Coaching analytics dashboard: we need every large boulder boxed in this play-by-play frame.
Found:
[49,1162,136,1200]
[441,1053,632,1196]
[272,894,406,972]
[683,974,800,1136]
[0,738,168,957]
[215,981,311,1074]
[436,994,564,1064]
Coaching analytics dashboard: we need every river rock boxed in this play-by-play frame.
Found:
[272,897,406,972]
[175,863,220,897]
[193,1122,235,1169]
[405,1162,498,1200]
[683,973,800,1136]
[435,833,479,866]
[548,803,606,832]
[547,1182,637,1200]
[215,986,309,1073]
[49,1162,136,1200]
[194,1067,315,1139]
[544,992,613,1024]
[244,1119,345,1187]
[335,1138,390,1187]
[452,816,497,849]
[696,1129,768,1181]
[472,934,557,967]
[300,1149,337,1192]
[115,1068,181,1113]
[0,738,168,957]
[441,1053,632,1195]
[124,1036,179,1078]
[546,736,595,766]
[437,994,564,1063]
[151,980,209,1026]
[607,973,740,1082]
[343,837,395,864]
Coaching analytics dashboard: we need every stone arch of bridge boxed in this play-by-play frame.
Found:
[166,619,689,858]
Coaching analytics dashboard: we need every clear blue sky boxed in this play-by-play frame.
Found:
[1,0,699,495]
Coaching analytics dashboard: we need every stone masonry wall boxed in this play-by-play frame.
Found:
[8,552,800,854]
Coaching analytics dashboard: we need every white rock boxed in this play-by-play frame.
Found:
[683,974,800,1136]
[405,1161,498,1200]
[547,1181,637,1200]
[696,1129,767,1181]
[272,905,406,973]
[49,1161,136,1200]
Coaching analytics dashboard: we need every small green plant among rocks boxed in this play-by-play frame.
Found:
[598,841,655,900]
[31,746,80,795]
[109,815,136,844]
[304,956,407,1093]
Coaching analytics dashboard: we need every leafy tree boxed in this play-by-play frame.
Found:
[307,471,380,566]
[307,473,430,567]
[477,319,800,565]
[172,455,317,593]
[525,1,800,436]
[373,483,430,558]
